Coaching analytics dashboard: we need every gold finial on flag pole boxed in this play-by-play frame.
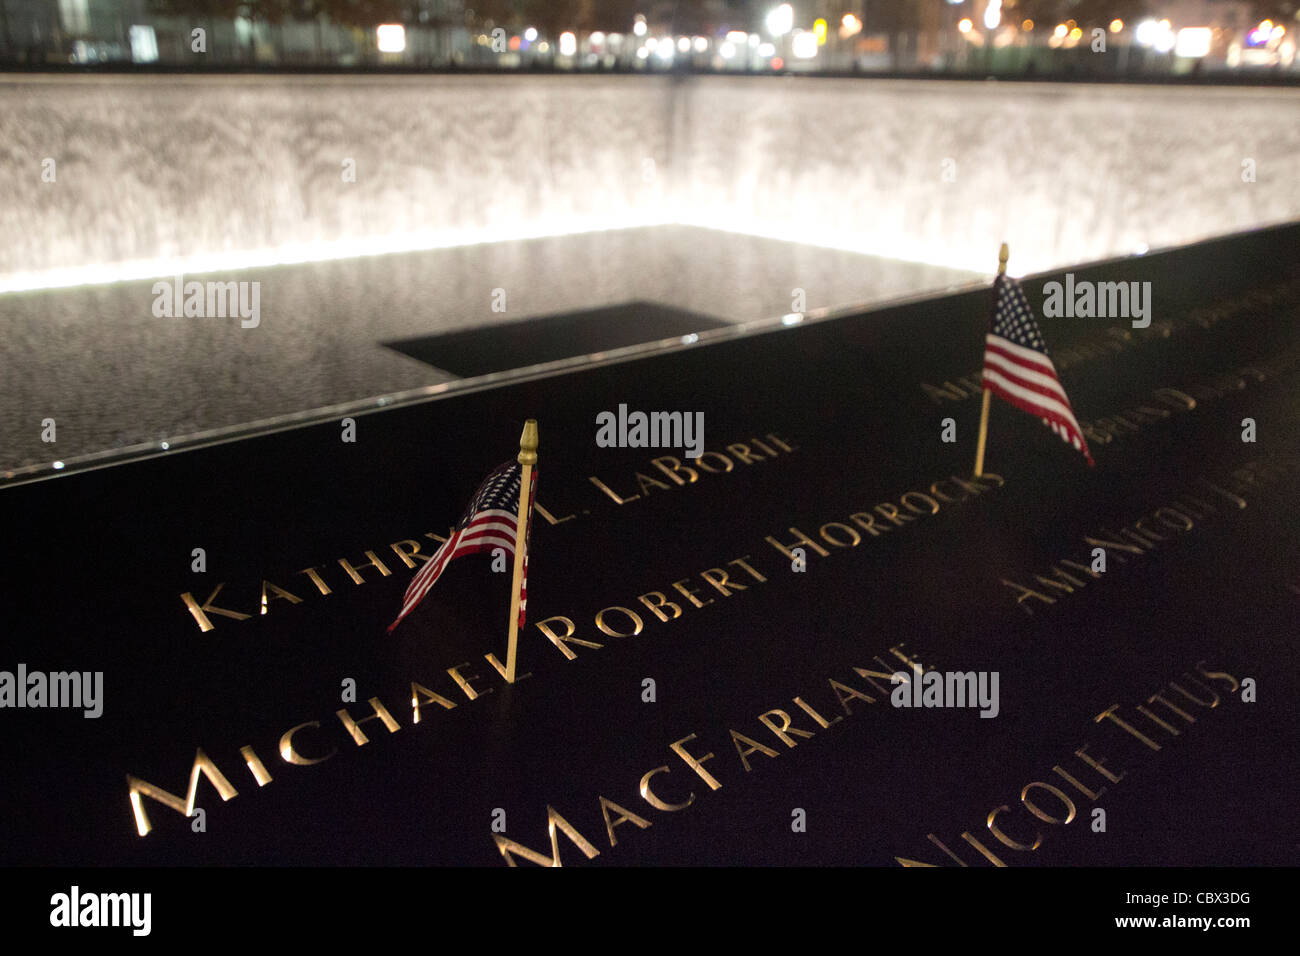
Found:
[505,419,538,683]
[973,243,1007,477]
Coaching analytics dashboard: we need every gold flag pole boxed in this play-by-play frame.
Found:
[505,419,538,684]
[973,243,1008,478]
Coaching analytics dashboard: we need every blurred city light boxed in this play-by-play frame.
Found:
[0,0,1293,86]
[983,0,1002,31]
[1154,31,1177,54]
[1248,20,1280,45]
[766,4,794,38]
[791,31,818,58]
[128,25,158,63]
[1175,28,1212,57]
[376,24,406,54]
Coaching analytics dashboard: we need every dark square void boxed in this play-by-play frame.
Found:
[384,300,731,377]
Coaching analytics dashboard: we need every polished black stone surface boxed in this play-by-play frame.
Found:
[0,226,975,474]
[0,223,1297,868]
[385,300,731,376]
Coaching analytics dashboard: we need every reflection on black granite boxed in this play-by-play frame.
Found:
[386,301,733,377]
[0,226,976,472]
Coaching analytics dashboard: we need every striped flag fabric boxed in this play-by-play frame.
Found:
[982,273,1094,466]
[387,461,536,632]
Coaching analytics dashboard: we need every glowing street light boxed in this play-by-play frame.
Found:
[376,24,406,53]
[791,30,818,58]
[633,17,647,38]
[766,4,793,38]
[840,14,862,39]
[1109,19,1123,34]
[958,18,973,34]
[559,31,577,56]
[1175,27,1212,57]
[1136,18,1177,49]
[524,27,538,42]
[983,0,1001,31]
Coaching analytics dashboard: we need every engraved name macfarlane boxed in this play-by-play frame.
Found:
[493,642,936,867]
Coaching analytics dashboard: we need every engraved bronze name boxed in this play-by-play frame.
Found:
[585,433,796,506]
[178,430,799,633]
[493,642,938,866]
[898,660,1244,866]
[920,279,1300,408]
[127,654,521,837]
[131,458,1004,842]
[1001,457,1300,615]
[1078,346,1300,451]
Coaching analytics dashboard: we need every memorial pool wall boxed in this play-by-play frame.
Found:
[3,73,1299,289]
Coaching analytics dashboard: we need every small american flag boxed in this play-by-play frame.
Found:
[982,274,1094,466]
[387,461,537,632]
